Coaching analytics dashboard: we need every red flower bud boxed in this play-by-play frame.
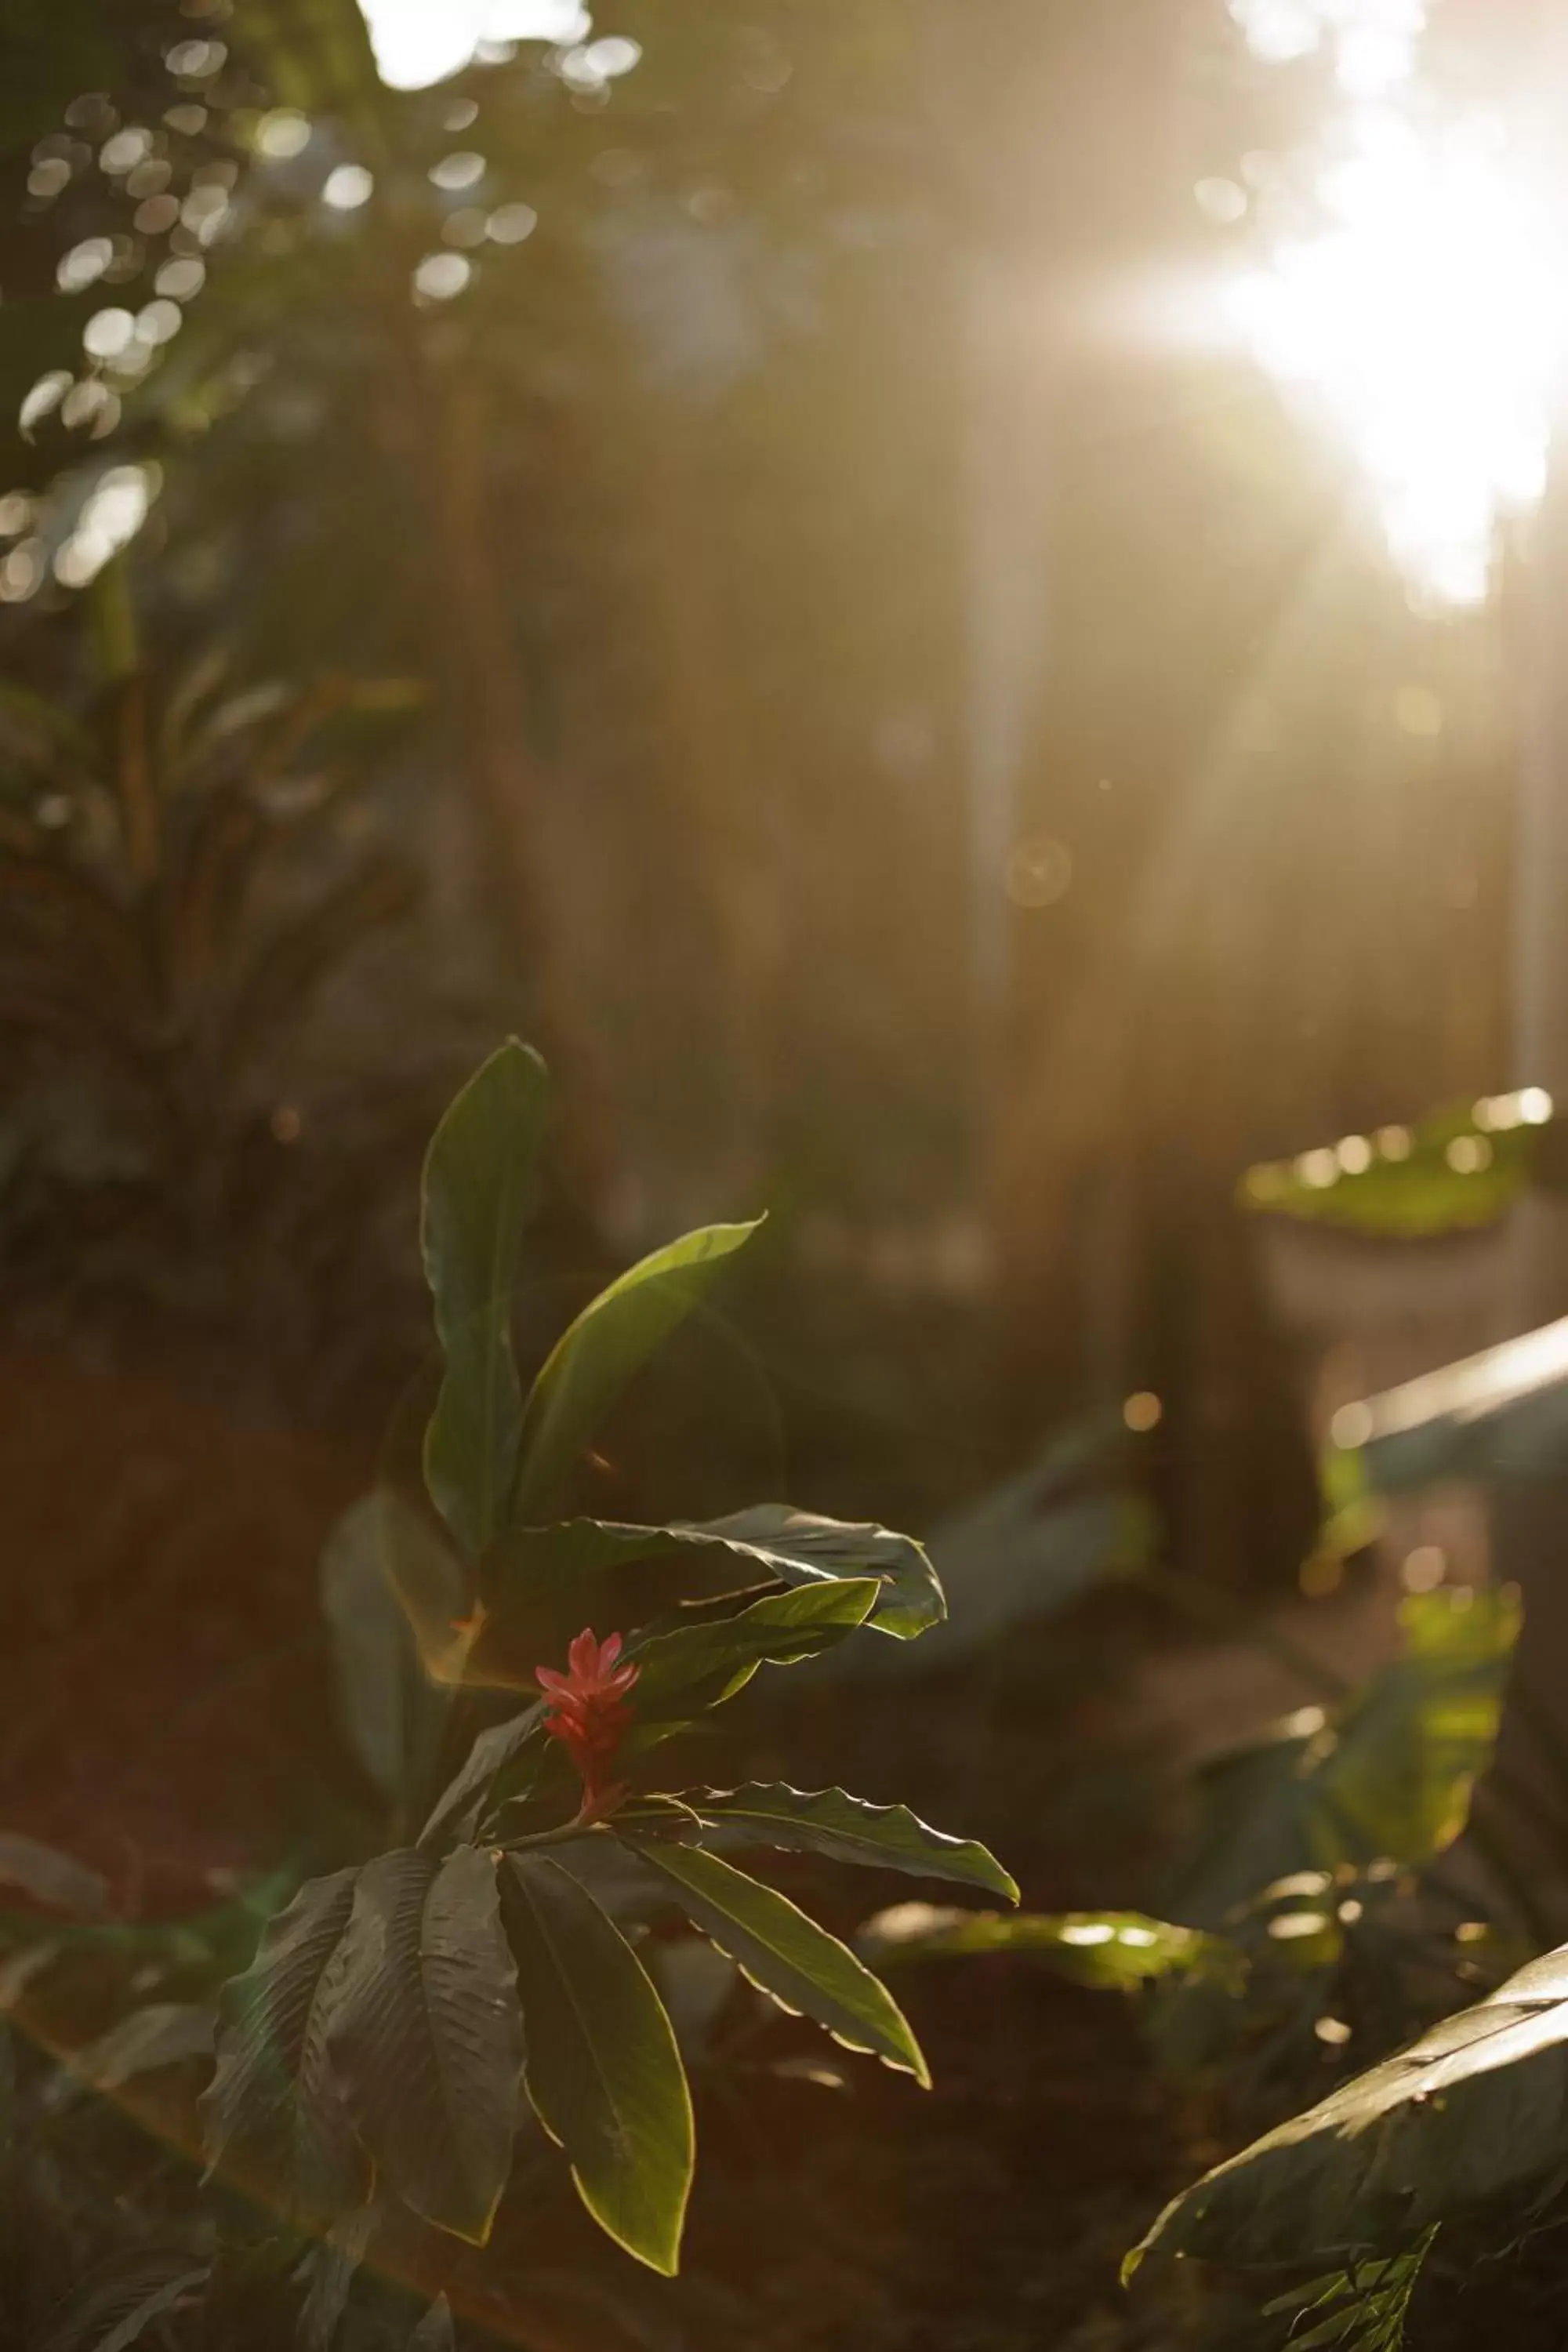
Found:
[537,1628,639,1821]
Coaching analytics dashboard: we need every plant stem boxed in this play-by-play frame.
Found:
[89,554,138,683]
[501,1820,609,1854]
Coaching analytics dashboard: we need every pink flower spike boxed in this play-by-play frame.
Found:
[536,1628,640,1819]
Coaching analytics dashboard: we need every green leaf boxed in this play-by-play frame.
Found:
[627,1579,880,1725]
[1238,1094,1562,1238]
[681,1784,1017,1902]
[323,1847,524,2245]
[57,2003,214,2103]
[408,2296,456,2351]
[1169,1588,1518,1928]
[1324,1587,1519,1865]
[921,1418,1158,1656]
[37,2258,209,2352]
[0,1833,111,1920]
[684,1508,942,1640]
[201,1867,362,2216]
[1338,1319,1568,1497]
[856,1905,1237,1990]
[503,1856,693,2274]
[296,2204,379,2352]
[617,1836,929,2085]
[1264,2233,1435,2352]
[417,1702,546,1853]
[321,1494,460,1815]
[490,1504,944,1641]
[1127,1943,1568,2272]
[422,1040,549,1560]
[512,1221,762,1520]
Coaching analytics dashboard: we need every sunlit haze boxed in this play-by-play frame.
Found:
[1228,0,1563,604]
[358,0,591,89]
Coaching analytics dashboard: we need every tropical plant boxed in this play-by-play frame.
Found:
[158,1035,1010,2339]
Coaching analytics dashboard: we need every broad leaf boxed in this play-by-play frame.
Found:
[488,1504,944,1641]
[417,1702,546,1853]
[0,1834,111,1920]
[503,1856,693,2274]
[1325,1587,1518,1864]
[202,1867,361,2214]
[1127,1944,1568,2270]
[857,1904,1240,1990]
[511,1221,761,1519]
[684,1508,942,1640]
[618,1836,928,2084]
[1169,1588,1518,1929]
[422,1039,549,1560]
[321,1494,459,1814]
[1239,1093,1568,1238]
[408,2298,456,2351]
[57,2003,213,2103]
[918,1417,1157,1657]
[1337,1317,1568,1497]
[323,1846,524,2244]
[627,1579,880,1724]
[296,2204,379,2352]
[38,2258,209,2352]
[682,1784,1017,1901]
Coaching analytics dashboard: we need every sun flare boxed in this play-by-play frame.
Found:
[1228,0,1563,605]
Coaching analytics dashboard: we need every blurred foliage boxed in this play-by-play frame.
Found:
[918,1415,1160,1660]
[1240,1091,1568,1239]
[1167,1588,1519,1930]
[0,642,432,1366]
[0,7,1555,2350]
[1328,1320,1568,1506]
[858,1900,1240,1991]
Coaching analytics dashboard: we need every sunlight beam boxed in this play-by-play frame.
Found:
[1227,0,1563,605]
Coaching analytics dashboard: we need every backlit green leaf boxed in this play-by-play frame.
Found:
[503,1856,693,2274]
[489,1504,944,1640]
[857,1905,1236,1990]
[1170,1587,1518,1928]
[618,1836,928,2085]
[512,1221,761,1519]
[1263,2233,1435,2352]
[1127,1945,1568,2271]
[627,1578,880,1725]
[422,1040,549,1560]
[1238,1094,1567,1238]
[683,1784,1017,1902]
